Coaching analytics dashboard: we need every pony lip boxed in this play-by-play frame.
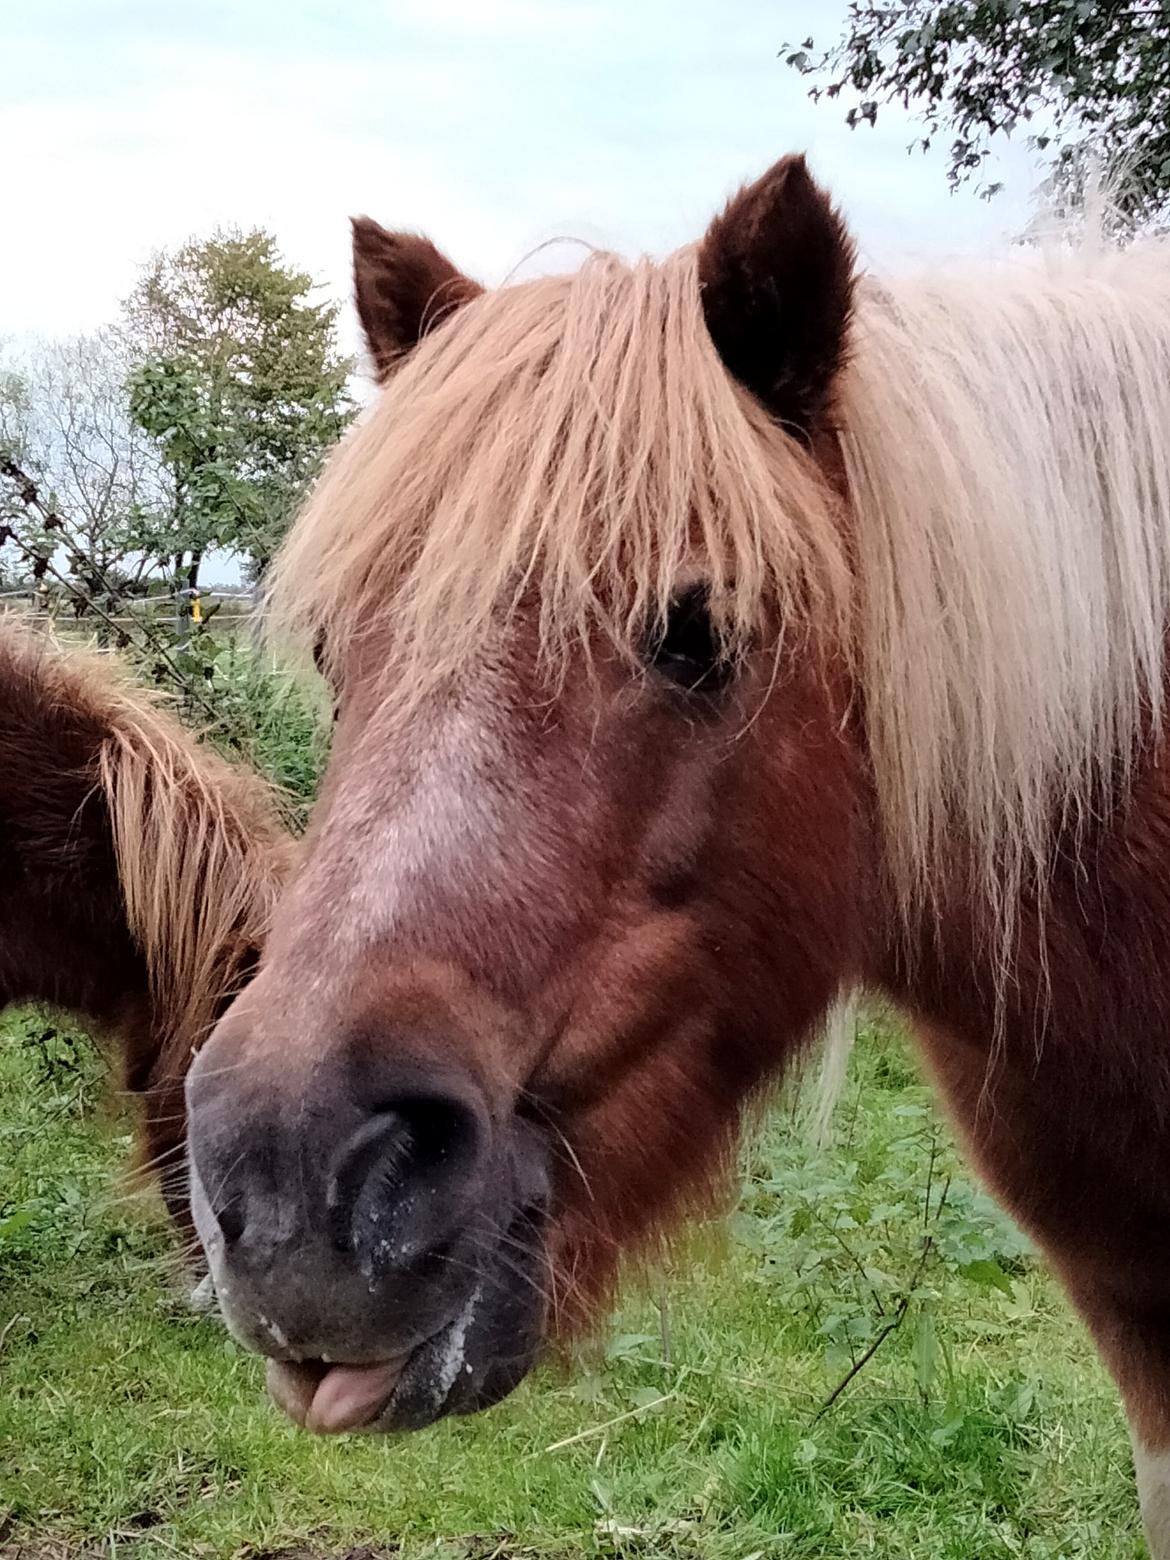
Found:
[266,1356,411,1434]
[262,1274,509,1435]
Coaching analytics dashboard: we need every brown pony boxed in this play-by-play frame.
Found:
[0,621,289,1220]
[184,157,1170,1551]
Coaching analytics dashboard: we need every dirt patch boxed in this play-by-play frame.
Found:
[1,1545,564,1560]
[1,1547,129,1560]
[0,1550,402,1560]
[248,1551,400,1560]
[1,1545,93,1560]
[0,1535,589,1560]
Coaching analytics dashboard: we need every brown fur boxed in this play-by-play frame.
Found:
[882,748,1170,1451]
[0,621,290,1218]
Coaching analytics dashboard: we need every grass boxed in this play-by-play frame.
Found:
[0,1009,1146,1559]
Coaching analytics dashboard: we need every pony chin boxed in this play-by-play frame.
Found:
[266,1239,547,1434]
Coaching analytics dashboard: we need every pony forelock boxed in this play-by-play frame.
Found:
[266,245,851,696]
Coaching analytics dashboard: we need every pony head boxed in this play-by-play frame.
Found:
[184,156,873,1433]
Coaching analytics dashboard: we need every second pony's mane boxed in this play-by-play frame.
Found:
[270,232,1170,941]
[0,623,291,1078]
[95,669,292,1079]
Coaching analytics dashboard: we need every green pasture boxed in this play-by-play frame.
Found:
[0,1009,1143,1558]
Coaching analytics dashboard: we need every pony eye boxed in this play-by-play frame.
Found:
[312,633,342,720]
[645,585,732,694]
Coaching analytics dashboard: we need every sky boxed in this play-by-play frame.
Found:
[2,0,1043,358]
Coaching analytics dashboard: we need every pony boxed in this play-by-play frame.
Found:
[0,621,289,1222]
[182,155,1170,1552]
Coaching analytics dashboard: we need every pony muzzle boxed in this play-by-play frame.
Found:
[183,1008,553,1432]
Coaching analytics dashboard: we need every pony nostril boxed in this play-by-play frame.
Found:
[326,1094,486,1267]
[209,1190,246,1245]
[327,1111,416,1235]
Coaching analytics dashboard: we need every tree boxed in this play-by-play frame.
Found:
[0,357,33,519]
[0,332,169,599]
[20,332,169,583]
[0,362,33,588]
[0,361,30,457]
[785,2,1170,228]
[124,228,355,589]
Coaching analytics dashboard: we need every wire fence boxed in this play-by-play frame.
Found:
[0,587,256,632]
[0,457,322,832]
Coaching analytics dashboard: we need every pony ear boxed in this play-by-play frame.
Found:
[698,155,855,434]
[351,218,482,380]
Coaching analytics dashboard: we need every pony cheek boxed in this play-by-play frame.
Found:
[541,1042,729,1339]
[529,911,717,1113]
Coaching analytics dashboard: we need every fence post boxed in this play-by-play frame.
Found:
[175,587,201,652]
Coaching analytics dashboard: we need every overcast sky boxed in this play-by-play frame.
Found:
[3,0,1043,357]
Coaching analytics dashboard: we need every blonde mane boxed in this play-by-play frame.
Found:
[841,239,1170,920]
[269,232,1170,936]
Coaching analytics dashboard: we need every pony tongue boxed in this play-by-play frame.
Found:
[266,1358,407,1434]
[305,1360,407,1433]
